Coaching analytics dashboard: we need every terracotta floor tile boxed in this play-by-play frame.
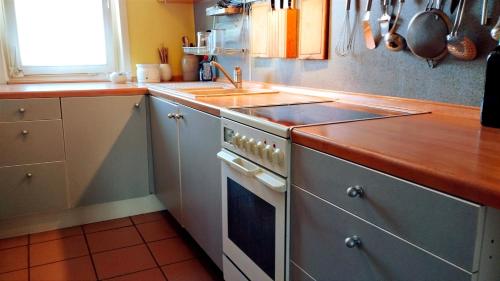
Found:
[92,244,156,280]
[106,268,166,281]
[136,220,177,242]
[86,226,143,253]
[0,269,28,281]
[83,218,133,234]
[162,259,219,281]
[0,246,27,274]
[30,226,83,244]
[30,256,96,281]
[0,236,28,250]
[130,212,166,225]
[30,236,89,266]
[148,238,196,266]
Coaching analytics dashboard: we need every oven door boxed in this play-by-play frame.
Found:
[218,149,286,281]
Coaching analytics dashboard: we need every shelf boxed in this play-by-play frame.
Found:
[183,47,246,56]
[206,6,242,16]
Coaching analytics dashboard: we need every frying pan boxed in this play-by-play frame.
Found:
[407,0,453,68]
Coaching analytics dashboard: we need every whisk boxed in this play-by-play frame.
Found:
[335,0,355,56]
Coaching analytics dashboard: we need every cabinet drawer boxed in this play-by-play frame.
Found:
[0,120,65,166]
[0,162,68,220]
[0,98,61,122]
[292,144,482,271]
[290,185,472,281]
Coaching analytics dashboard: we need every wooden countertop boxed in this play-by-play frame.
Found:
[1,81,499,208]
[292,113,500,209]
[0,82,148,99]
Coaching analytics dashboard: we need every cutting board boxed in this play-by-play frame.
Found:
[298,0,329,59]
[250,2,271,57]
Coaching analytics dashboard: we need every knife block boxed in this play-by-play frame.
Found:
[250,3,298,58]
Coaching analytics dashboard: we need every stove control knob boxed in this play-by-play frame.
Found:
[272,148,284,165]
[232,133,241,146]
[239,136,248,149]
[255,141,265,157]
[264,144,273,160]
[246,138,255,152]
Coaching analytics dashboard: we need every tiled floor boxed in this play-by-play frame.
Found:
[0,211,223,281]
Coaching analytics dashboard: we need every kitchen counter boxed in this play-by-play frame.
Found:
[292,113,500,209]
[0,82,148,99]
[0,81,499,208]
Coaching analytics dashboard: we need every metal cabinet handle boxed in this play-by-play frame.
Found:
[346,185,364,198]
[134,103,140,108]
[167,113,175,119]
[26,172,33,178]
[19,108,26,113]
[345,235,361,248]
[21,130,29,135]
[174,114,183,119]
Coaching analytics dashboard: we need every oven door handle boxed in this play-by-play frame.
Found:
[217,150,260,176]
[255,171,287,193]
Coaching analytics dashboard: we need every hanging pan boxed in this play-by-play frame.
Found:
[407,0,453,68]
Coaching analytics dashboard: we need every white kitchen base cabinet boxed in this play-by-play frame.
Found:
[62,96,150,207]
[150,97,182,222]
[178,103,222,270]
[149,95,222,269]
[290,144,500,281]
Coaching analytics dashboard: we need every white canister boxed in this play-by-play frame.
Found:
[159,64,172,82]
[136,64,160,83]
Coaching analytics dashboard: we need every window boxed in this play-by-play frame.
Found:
[2,0,119,77]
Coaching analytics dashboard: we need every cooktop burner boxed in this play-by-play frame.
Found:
[231,102,396,127]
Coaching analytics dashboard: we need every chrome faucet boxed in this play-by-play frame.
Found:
[210,61,242,89]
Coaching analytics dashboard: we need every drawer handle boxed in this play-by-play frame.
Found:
[345,235,361,248]
[19,108,26,113]
[21,130,29,135]
[134,103,140,108]
[346,186,364,198]
[26,172,33,178]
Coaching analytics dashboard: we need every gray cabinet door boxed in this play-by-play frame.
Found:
[178,104,222,269]
[290,185,472,281]
[150,96,182,222]
[62,96,150,207]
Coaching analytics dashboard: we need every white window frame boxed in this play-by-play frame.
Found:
[2,0,116,77]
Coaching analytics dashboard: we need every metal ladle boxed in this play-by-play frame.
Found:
[384,0,406,51]
[447,0,477,60]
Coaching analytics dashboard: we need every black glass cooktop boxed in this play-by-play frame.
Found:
[232,102,392,127]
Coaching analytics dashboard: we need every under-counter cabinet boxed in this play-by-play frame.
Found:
[290,144,500,281]
[150,96,222,269]
[61,95,150,207]
[0,98,67,219]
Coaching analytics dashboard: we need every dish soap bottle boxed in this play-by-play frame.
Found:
[480,43,500,128]
[199,55,212,82]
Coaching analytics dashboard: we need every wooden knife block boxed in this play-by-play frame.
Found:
[250,3,298,58]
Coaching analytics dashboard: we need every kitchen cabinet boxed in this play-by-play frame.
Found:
[149,95,222,269]
[290,144,500,280]
[62,96,150,207]
[150,97,182,222]
[178,103,222,269]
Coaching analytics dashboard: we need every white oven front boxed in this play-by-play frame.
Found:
[218,149,287,281]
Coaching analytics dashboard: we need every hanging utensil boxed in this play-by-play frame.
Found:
[378,0,391,36]
[362,0,377,49]
[384,0,406,51]
[335,0,354,56]
[481,0,488,26]
[406,0,452,68]
[447,0,477,60]
[491,17,500,41]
